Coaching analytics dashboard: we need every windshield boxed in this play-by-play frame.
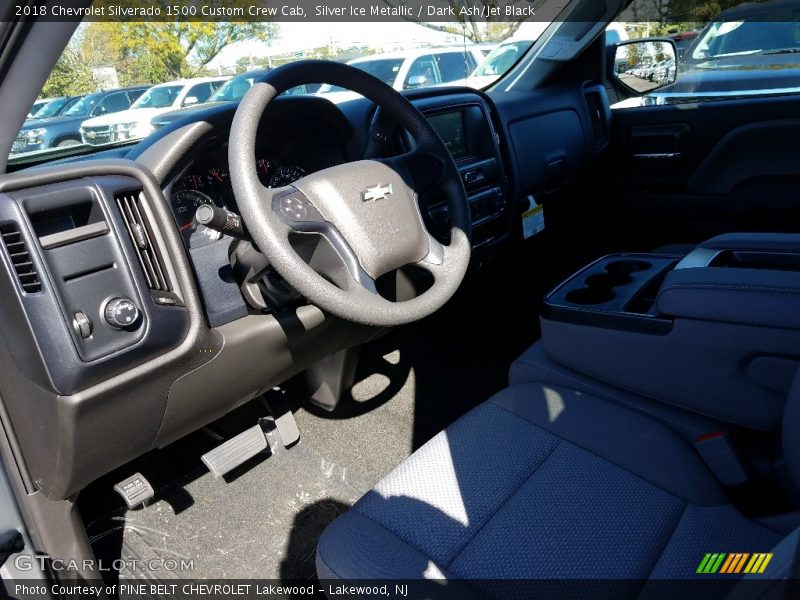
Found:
[318,59,404,94]
[131,85,183,109]
[62,93,102,117]
[12,5,558,162]
[691,21,800,61]
[32,97,73,119]
[473,41,534,77]
[210,76,257,102]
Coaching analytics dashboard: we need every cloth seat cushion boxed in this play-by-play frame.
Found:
[316,384,781,597]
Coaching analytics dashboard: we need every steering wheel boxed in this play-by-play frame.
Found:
[228,60,471,327]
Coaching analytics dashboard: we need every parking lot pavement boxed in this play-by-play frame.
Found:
[618,73,660,93]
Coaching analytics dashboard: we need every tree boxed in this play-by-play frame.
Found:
[40,45,96,97]
[81,21,278,84]
[666,0,767,22]
[383,0,550,43]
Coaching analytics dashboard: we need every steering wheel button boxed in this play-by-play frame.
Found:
[281,196,308,221]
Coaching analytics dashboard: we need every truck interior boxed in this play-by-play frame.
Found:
[2,0,800,597]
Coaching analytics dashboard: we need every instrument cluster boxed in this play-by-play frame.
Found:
[170,155,308,243]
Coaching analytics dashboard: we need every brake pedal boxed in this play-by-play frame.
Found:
[114,473,155,509]
[201,424,268,478]
[263,394,300,447]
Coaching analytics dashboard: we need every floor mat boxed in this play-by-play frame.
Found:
[87,437,372,584]
[85,336,422,586]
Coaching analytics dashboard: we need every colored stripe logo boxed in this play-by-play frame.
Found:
[697,553,773,574]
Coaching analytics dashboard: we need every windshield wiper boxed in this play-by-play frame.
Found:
[761,48,800,55]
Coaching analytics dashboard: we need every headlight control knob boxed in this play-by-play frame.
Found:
[104,297,140,329]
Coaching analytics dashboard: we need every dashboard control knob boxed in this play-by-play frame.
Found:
[104,297,140,330]
[72,311,92,339]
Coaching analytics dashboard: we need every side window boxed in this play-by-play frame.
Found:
[437,52,472,83]
[610,0,800,109]
[184,82,214,106]
[404,55,441,89]
[93,92,129,115]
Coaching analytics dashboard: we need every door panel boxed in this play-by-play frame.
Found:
[610,94,800,243]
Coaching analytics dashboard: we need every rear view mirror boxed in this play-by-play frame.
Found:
[611,38,677,95]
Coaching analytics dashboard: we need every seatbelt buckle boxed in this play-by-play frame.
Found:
[694,430,749,486]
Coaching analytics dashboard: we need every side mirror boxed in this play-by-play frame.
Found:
[182,96,199,107]
[610,38,677,95]
[93,105,107,116]
[405,75,428,89]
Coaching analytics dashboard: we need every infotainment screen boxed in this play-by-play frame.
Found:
[428,111,468,159]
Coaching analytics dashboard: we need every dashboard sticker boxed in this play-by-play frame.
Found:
[522,195,545,239]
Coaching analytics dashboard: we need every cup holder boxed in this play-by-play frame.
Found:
[606,260,651,275]
[565,287,616,305]
[585,272,633,288]
[564,259,653,306]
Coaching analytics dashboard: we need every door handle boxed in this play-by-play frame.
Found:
[632,152,682,160]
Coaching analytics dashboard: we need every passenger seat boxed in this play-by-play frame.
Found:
[317,379,798,591]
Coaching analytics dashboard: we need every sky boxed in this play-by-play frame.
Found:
[206,21,472,70]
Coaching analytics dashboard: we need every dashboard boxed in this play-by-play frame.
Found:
[0,85,610,500]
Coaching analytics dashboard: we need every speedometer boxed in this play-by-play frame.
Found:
[172,189,215,237]
[207,167,229,186]
[181,173,205,191]
[269,164,307,188]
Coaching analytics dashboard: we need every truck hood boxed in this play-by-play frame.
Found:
[667,54,800,93]
[19,115,85,131]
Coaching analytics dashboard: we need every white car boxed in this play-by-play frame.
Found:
[80,77,228,146]
[462,39,538,89]
[316,48,487,103]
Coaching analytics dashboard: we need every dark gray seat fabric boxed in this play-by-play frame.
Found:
[510,341,723,441]
[316,383,783,593]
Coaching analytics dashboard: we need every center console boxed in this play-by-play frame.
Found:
[539,234,800,431]
[414,93,512,253]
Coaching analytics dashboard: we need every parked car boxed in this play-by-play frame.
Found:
[24,95,83,122]
[461,38,539,88]
[669,30,700,60]
[26,97,56,118]
[150,69,270,130]
[80,77,228,145]
[12,86,148,154]
[316,47,487,102]
[652,0,800,104]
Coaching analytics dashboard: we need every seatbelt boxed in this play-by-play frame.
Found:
[694,430,749,486]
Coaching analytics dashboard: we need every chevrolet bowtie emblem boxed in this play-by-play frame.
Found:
[361,183,393,202]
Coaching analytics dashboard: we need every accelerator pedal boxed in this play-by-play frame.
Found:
[201,424,268,478]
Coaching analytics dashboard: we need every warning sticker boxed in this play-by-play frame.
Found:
[522,196,545,239]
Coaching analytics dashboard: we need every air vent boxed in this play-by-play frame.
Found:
[115,191,171,292]
[1,223,41,293]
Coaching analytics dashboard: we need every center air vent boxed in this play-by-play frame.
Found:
[115,191,171,292]
[1,223,41,293]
